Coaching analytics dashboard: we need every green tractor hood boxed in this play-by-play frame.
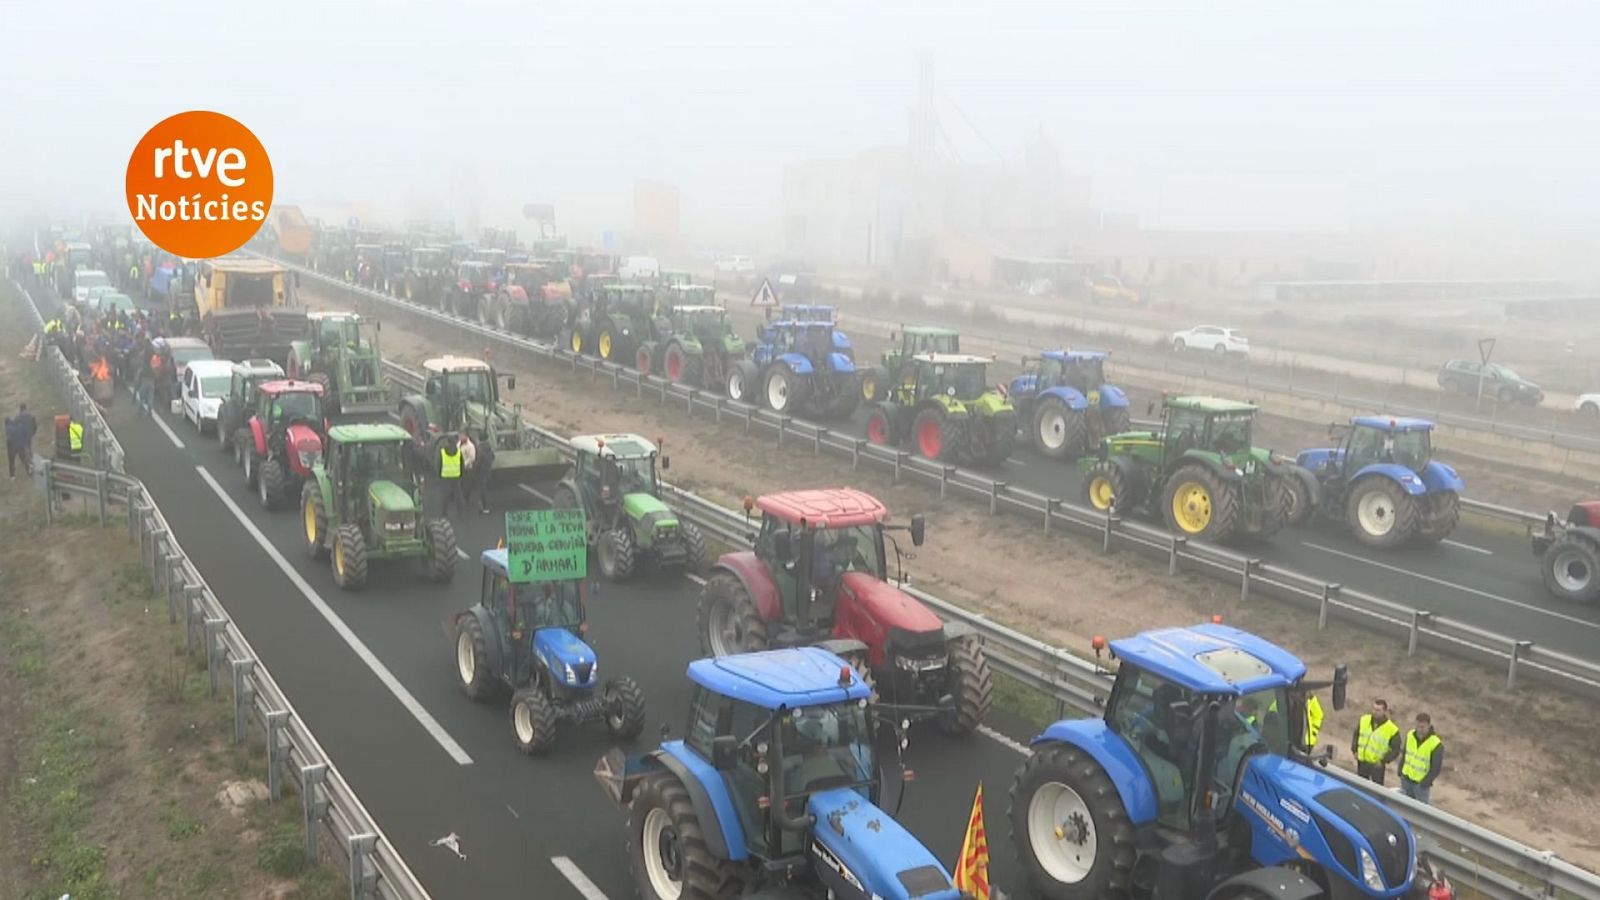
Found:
[622,491,674,523]
[367,480,417,513]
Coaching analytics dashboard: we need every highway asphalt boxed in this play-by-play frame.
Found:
[31,277,1051,899]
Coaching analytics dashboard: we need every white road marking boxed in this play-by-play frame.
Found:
[506,804,520,819]
[151,410,186,449]
[979,724,1030,756]
[1302,541,1600,631]
[195,466,476,765]
[1441,539,1492,556]
[456,548,470,560]
[552,856,610,900]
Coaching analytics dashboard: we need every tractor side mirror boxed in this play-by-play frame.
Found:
[773,530,793,562]
[1331,664,1348,710]
[710,735,738,771]
[909,514,926,547]
[506,376,517,390]
[660,455,670,471]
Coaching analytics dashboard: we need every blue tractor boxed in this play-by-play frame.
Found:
[1288,417,1463,549]
[595,646,962,900]
[1009,349,1132,459]
[452,549,646,754]
[1010,623,1435,900]
[776,303,854,360]
[729,319,861,419]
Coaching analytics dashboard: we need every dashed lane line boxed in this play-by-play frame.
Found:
[151,409,186,449]
[552,856,610,900]
[1441,539,1492,556]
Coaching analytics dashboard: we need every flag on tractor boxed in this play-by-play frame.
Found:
[955,782,991,900]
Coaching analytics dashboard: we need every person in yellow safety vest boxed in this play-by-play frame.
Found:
[1399,713,1443,805]
[129,263,141,292]
[439,435,465,517]
[1351,698,1401,785]
[44,319,62,334]
[1266,693,1324,749]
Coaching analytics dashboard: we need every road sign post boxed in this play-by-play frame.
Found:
[751,278,778,313]
[504,508,588,583]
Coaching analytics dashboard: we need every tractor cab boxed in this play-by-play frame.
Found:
[479,548,593,685]
[659,284,717,311]
[457,260,498,292]
[890,325,960,361]
[220,359,285,450]
[1161,397,1257,460]
[559,433,706,580]
[658,269,694,288]
[1032,349,1109,394]
[257,381,326,435]
[327,426,416,508]
[411,245,450,272]
[423,357,503,409]
[469,247,508,274]
[507,262,571,300]
[776,303,837,323]
[572,433,666,508]
[894,353,994,403]
[1320,417,1435,476]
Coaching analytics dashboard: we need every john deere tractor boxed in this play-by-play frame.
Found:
[299,423,457,590]
[286,311,389,415]
[865,353,1017,466]
[1080,397,1292,544]
[1010,349,1132,459]
[567,283,654,363]
[551,434,706,580]
[634,296,746,394]
[397,356,569,485]
[862,325,960,402]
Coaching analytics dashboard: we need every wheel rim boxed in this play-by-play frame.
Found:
[571,331,583,353]
[1039,408,1067,450]
[917,417,942,458]
[1028,781,1097,885]
[456,631,475,685]
[867,413,888,444]
[1357,490,1396,536]
[707,599,741,657]
[1553,549,1593,592]
[641,807,683,900]
[767,373,788,410]
[604,683,625,730]
[1171,481,1212,533]
[303,499,318,546]
[599,331,613,359]
[514,699,535,744]
[728,371,744,400]
[335,538,345,578]
[258,468,270,504]
[667,352,682,381]
[861,376,876,401]
[637,349,650,374]
[1088,476,1114,510]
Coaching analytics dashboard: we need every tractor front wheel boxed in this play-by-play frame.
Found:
[636,344,654,377]
[308,371,337,416]
[1283,470,1314,526]
[1162,465,1239,543]
[726,360,758,402]
[862,365,889,402]
[1346,477,1417,549]
[597,322,620,361]
[664,342,687,383]
[680,521,707,571]
[628,772,744,900]
[912,408,950,461]
[1415,491,1459,543]
[866,407,893,446]
[939,636,994,735]
[258,458,286,510]
[454,615,496,700]
[1082,459,1135,514]
[426,518,458,582]
[1009,744,1138,900]
[1543,534,1600,603]
[1034,396,1087,460]
[603,676,647,740]
[333,523,369,590]
[697,571,769,657]
[511,687,557,755]
[599,527,637,580]
[301,482,329,560]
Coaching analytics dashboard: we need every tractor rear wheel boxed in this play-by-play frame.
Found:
[664,342,688,383]
[939,636,994,735]
[1101,405,1131,436]
[1283,470,1314,526]
[727,360,758,402]
[698,571,769,657]
[763,364,806,414]
[599,527,637,580]
[1162,465,1239,543]
[1346,477,1417,549]
[511,687,557,755]
[912,408,950,461]
[866,407,893,446]
[301,482,329,560]
[1415,491,1459,543]
[680,350,703,388]
[597,322,621,361]
[680,521,706,571]
[636,344,654,377]
[603,676,647,740]
[308,371,337,416]
[1009,744,1138,900]
[628,772,745,900]
[1034,396,1087,460]
[333,523,369,590]
[258,458,286,510]
[1542,535,1600,602]
[454,615,496,700]
[426,518,458,582]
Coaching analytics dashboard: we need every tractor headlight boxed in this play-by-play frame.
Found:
[1359,848,1384,890]
[383,513,415,533]
[564,662,577,684]
[895,654,947,673]
[298,449,320,468]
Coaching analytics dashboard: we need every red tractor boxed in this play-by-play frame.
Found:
[239,380,327,511]
[696,488,994,734]
[1533,499,1600,603]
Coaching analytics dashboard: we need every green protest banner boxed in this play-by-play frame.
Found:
[504,508,588,583]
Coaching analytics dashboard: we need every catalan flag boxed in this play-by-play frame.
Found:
[954,782,990,900]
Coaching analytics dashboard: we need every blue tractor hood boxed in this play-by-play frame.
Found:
[533,627,599,690]
[806,788,963,900]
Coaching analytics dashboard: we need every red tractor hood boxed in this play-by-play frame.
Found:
[837,571,943,635]
[285,423,322,474]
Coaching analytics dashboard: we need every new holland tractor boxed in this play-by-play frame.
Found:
[697,488,993,735]
[551,434,706,581]
[862,325,960,402]
[397,356,569,486]
[299,423,457,589]
[1081,397,1292,545]
[567,283,655,363]
[729,319,860,418]
[286,311,389,416]
[239,380,326,512]
[595,646,963,900]
[1010,623,1437,900]
[635,300,747,394]
[1010,350,1132,459]
[1532,500,1600,603]
[453,548,646,755]
[865,353,1018,466]
[1288,417,1463,549]
[774,303,853,360]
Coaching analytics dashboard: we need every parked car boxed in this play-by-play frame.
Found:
[1437,359,1543,406]
[181,359,235,433]
[1171,325,1249,358]
[1577,393,1600,416]
[72,269,110,305]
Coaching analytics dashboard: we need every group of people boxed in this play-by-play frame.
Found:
[44,303,195,416]
[1352,698,1444,803]
[435,429,495,517]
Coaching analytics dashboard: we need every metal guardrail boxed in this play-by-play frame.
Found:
[282,260,1600,702]
[10,277,430,900]
[376,358,1600,900]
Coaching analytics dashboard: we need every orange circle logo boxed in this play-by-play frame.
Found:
[125,110,273,259]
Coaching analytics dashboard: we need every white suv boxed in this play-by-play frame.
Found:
[1172,325,1249,359]
[715,255,754,274]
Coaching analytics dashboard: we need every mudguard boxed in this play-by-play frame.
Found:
[1175,450,1243,483]
[1351,462,1427,496]
[656,741,747,861]
[825,352,856,373]
[711,553,783,622]
[459,606,504,682]
[1285,463,1322,509]
[1009,373,1040,398]
[1420,460,1464,493]
[1204,867,1324,900]
[1039,385,1090,411]
[941,619,976,641]
[533,628,598,690]
[1096,383,1130,409]
[1032,719,1159,826]
[248,416,268,456]
[310,466,333,508]
[776,352,814,375]
[831,331,852,352]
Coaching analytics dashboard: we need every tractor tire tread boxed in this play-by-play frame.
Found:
[628,773,746,900]
[334,523,369,589]
[511,687,558,755]
[455,615,495,701]
[605,676,647,740]
[1009,744,1138,900]
[697,571,769,656]
[940,636,993,734]
[427,518,458,582]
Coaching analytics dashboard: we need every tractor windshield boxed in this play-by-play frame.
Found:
[348,441,409,488]
[912,332,959,355]
[1065,358,1105,389]
[681,307,725,332]
[437,370,493,405]
[517,580,584,630]
[933,363,988,400]
[608,455,658,496]
[779,702,874,797]
[1208,413,1253,454]
[271,391,322,425]
[811,524,885,582]
[320,318,360,348]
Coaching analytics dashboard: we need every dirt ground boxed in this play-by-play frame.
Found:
[307,282,1600,871]
[0,293,339,898]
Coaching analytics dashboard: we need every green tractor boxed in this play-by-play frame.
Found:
[287,311,390,415]
[862,325,961,402]
[551,434,706,581]
[864,353,1017,466]
[1079,396,1292,544]
[567,283,654,363]
[397,356,569,486]
[635,293,747,393]
[299,423,458,590]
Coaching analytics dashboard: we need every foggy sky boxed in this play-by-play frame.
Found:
[5,0,1599,249]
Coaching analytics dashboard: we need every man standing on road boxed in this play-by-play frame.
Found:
[1398,713,1443,804]
[1352,698,1401,785]
[439,432,467,517]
